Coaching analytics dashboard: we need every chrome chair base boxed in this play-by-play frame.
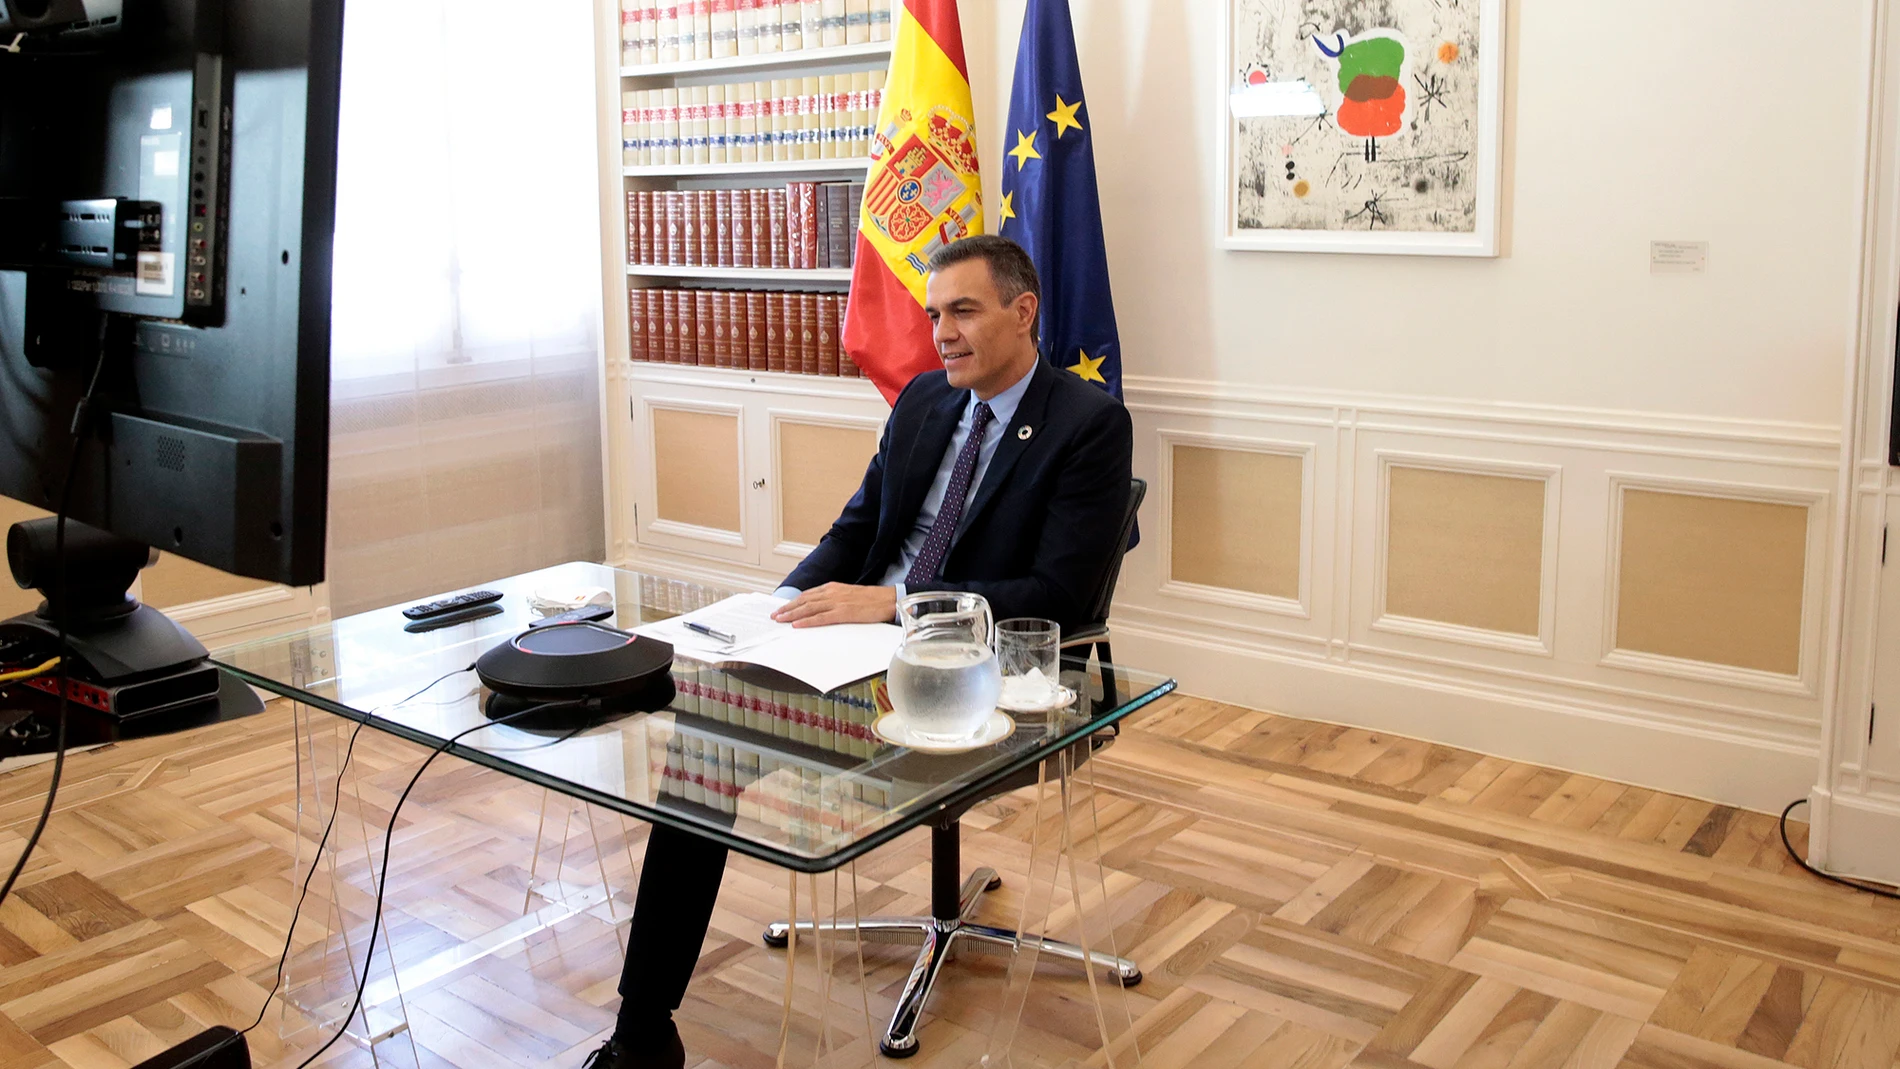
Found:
[761,866,1141,1058]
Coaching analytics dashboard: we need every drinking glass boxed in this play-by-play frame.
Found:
[997,618,1061,710]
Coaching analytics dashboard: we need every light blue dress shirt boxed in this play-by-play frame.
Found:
[776,363,1036,607]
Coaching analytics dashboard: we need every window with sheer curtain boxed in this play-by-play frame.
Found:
[325,0,606,616]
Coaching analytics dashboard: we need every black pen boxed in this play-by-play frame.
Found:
[685,621,737,644]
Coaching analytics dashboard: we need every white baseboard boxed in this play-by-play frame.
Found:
[1807,787,1900,886]
[1115,616,1818,814]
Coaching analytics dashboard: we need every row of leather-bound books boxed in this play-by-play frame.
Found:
[619,0,891,66]
[655,730,894,838]
[677,669,882,757]
[620,76,884,166]
[657,668,893,837]
[629,287,861,377]
[625,182,862,270]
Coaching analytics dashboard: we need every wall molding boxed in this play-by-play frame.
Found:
[1370,451,1562,657]
[648,518,747,548]
[1334,637,1824,737]
[1599,471,1828,697]
[1154,578,1308,620]
[1370,613,1552,658]
[1116,375,1836,808]
[1156,428,1315,618]
[1116,612,1818,815]
[1806,0,1900,885]
[621,363,886,402]
[1598,647,1817,699]
[1116,599,1335,650]
[1125,376,1842,454]
[1111,593,1820,745]
[1835,762,1900,798]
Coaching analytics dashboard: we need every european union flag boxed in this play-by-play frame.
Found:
[1002,0,1122,399]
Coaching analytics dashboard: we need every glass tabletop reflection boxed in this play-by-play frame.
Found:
[210,562,1176,873]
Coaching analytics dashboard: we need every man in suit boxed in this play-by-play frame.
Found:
[586,235,1134,1069]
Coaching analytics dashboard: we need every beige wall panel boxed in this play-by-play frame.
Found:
[778,423,879,547]
[1385,467,1545,636]
[1616,490,1807,676]
[652,409,742,532]
[1169,446,1302,600]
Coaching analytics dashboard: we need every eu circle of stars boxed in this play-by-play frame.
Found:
[999,93,1109,387]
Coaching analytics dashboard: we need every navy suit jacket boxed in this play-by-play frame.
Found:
[785,358,1134,633]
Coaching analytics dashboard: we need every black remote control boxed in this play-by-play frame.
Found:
[403,589,504,620]
[403,603,505,634]
[528,603,616,628]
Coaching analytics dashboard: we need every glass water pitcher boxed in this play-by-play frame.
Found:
[888,591,1001,742]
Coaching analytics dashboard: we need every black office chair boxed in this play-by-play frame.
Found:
[762,477,1149,1058]
[1061,477,1145,712]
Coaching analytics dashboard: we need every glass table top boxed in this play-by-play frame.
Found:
[211,562,1176,872]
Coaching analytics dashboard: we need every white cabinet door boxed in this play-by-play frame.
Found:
[632,392,759,566]
[762,406,887,578]
[623,372,888,578]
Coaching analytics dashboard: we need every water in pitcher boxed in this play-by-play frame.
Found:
[888,639,1001,741]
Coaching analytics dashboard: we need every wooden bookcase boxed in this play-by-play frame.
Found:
[598,6,894,588]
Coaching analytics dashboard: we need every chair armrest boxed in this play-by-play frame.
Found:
[1060,624,1109,648]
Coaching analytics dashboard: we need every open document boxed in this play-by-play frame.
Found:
[633,592,903,694]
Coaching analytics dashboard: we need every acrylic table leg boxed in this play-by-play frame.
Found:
[981,759,1058,1066]
[845,861,880,1067]
[281,701,416,1059]
[1059,751,1140,1067]
[757,865,881,1068]
[1083,757,1141,1059]
[776,875,799,1068]
[979,745,1143,1068]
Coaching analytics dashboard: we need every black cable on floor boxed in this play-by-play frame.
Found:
[0,336,111,909]
[291,698,584,1069]
[1778,798,1900,901]
[245,717,367,1035]
[243,663,480,1036]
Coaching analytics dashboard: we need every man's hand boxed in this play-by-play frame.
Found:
[771,584,898,628]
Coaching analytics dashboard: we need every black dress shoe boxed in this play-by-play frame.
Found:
[580,1020,685,1069]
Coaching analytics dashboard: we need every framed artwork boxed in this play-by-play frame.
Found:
[1218,0,1505,256]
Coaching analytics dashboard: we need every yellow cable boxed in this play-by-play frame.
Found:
[0,657,61,684]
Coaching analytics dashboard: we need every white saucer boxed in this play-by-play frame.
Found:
[873,710,1016,754]
[996,683,1077,714]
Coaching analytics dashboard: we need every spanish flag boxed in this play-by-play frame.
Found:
[843,0,982,403]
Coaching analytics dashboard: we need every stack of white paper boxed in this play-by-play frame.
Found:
[634,592,903,694]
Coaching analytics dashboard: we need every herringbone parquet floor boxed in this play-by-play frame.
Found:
[1,693,1897,1069]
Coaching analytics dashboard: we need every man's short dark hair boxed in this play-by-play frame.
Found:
[927,234,1042,308]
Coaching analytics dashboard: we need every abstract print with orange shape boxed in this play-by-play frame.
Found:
[1315,32,1407,139]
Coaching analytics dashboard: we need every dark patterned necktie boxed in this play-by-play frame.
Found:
[905,401,995,587]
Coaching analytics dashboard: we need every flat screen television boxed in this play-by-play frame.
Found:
[0,0,342,587]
